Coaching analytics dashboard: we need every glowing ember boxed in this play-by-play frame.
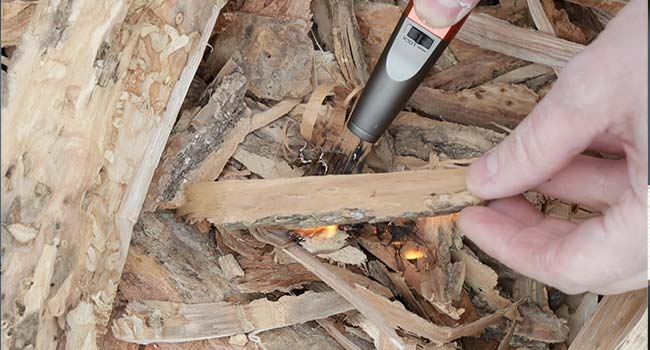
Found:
[293,225,339,240]
[400,241,426,260]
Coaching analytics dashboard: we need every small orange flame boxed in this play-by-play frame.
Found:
[293,225,338,240]
[400,241,426,260]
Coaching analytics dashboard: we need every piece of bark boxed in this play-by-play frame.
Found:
[569,289,648,349]
[208,12,313,100]
[180,168,480,229]
[1,1,36,47]
[112,291,354,344]
[233,130,305,179]
[146,70,249,211]
[372,112,503,171]
[564,0,628,13]
[559,2,606,42]
[218,254,245,280]
[119,212,240,305]
[516,304,569,343]
[101,211,252,349]
[1,1,225,348]
[539,0,588,44]
[312,0,335,50]
[221,227,270,256]
[358,234,422,290]
[238,0,313,21]
[409,83,539,130]
[147,86,302,210]
[236,254,320,293]
[459,13,585,69]
[415,217,466,318]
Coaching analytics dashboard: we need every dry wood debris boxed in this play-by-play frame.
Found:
[2,0,643,349]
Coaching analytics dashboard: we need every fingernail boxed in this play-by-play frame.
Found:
[413,0,473,28]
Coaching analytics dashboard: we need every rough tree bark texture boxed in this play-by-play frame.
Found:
[1,0,225,348]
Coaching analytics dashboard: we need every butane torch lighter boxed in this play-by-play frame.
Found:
[347,1,468,143]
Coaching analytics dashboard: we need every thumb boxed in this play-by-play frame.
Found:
[413,0,479,28]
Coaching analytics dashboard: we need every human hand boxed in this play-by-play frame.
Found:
[457,0,648,295]
[413,0,480,28]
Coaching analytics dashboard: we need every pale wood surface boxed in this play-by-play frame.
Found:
[459,13,585,69]
[112,291,354,344]
[179,168,480,229]
[569,289,648,349]
[1,0,225,348]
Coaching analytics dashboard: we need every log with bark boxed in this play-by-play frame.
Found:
[1,1,226,348]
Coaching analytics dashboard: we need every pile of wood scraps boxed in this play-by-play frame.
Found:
[1,0,645,349]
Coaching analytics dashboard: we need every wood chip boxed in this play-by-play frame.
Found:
[300,82,337,143]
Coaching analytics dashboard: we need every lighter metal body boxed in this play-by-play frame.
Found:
[347,2,467,143]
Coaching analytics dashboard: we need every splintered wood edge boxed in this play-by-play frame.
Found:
[111,291,354,344]
[354,285,519,344]
[459,13,585,69]
[179,168,481,229]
